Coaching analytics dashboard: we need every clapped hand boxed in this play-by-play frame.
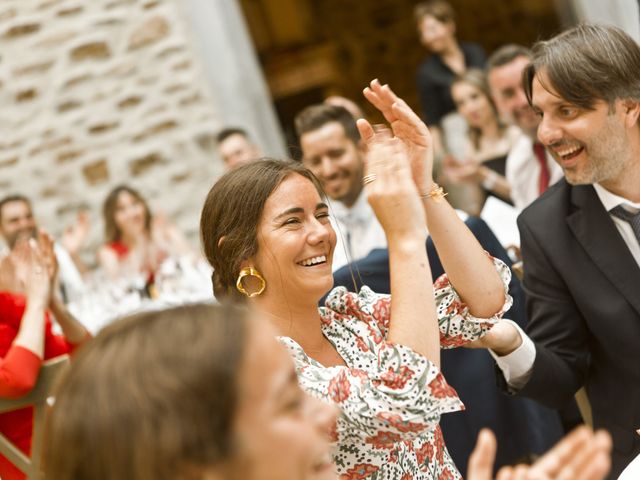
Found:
[468,426,612,480]
[361,79,434,195]
[355,124,426,244]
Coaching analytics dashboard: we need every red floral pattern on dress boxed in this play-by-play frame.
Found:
[328,370,351,403]
[429,373,460,400]
[434,426,446,465]
[373,365,415,390]
[439,467,456,480]
[340,463,379,480]
[365,430,403,449]
[277,257,511,479]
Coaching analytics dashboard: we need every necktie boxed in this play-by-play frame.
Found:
[533,142,551,194]
[609,205,640,243]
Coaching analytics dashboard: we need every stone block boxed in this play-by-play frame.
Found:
[13,60,55,76]
[0,8,17,22]
[3,22,41,39]
[0,157,19,168]
[40,185,60,198]
[70,41,111,61]
[171,171,191,183]
[117,95,143,109]
[62,73,93,90]
[29,137,72,156]
[57,99,83,113]
[88,121,120,135]
[195,132,216,153]
[128,151,166,176]
[57,6,84,17]
[15,88,38,102]
[128,15,170,50]
[56,149,84,164]
[34,30,76,48]
[82,159,109,185]
[131,119,177,142]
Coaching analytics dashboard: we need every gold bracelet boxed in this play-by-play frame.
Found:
[420,183,448,202]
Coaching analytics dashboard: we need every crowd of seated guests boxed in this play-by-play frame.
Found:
[3,1,640,478]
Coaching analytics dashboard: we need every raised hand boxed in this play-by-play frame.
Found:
[61,209,90,256]
[356,126,426,243]
[467,427,611,480]
[11,237,54,306]
[361,79,434,194]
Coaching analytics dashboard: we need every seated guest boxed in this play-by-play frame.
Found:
[295,102,383,270]
[45,303,612,480]
[414,0,486,156]
[486,45,564,211]
[446,69,521,213]
[215,127,262,171]
[0,195,85,303]
[97,185,193,284]
[0,232,90,480]
[201,76,511,477]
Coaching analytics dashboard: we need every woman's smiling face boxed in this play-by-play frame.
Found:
[247,174,336,303]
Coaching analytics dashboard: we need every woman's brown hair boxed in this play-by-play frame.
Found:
[200,158,324,302]
[102,185,152,243]
[451,68,506,150]
[45,303,248,480]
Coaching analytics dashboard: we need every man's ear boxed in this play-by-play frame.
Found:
[622,99,640,128]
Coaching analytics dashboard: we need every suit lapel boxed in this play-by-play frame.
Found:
[567,185,640,316]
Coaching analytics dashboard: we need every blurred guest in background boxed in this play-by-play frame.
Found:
[0,195,85,303]
[324,95,365,120]
[415,0,486,157]
[215,127,262,171]
[445,69,520,214]
[487,45,563,211]
[0,232,90,480]
[98,185,193,285]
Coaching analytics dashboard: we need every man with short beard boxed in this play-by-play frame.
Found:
[487,44,564,211]
[476,25,640,479]
[0,195,84,303]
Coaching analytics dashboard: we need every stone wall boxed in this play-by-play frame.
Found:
[0,0,225,256]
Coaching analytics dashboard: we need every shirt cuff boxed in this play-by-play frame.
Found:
[488,319,536,390]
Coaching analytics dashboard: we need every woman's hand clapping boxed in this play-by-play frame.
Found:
[361,79,434,195]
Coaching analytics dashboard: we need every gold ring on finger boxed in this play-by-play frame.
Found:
[363,173,377,185]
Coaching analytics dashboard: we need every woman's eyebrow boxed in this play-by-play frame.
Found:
[273,207,304,222]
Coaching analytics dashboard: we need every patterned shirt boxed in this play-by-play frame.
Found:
[279,258,512,479]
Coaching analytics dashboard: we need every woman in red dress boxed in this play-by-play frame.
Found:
[0,233,90,480]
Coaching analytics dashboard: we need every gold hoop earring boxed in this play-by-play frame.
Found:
[236,267,266,297]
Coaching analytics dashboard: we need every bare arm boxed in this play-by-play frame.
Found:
[356,123,439,367]
[363,80,505,318]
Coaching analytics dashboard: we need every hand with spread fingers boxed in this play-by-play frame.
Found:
[361,79,434,195]
[467,426,612,480]
[355,124,426,243]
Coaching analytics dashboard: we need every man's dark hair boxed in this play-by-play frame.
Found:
[523,24,640,111]
[215,127,250,145]
[413,0,456,25]
[0,194,31,223]
[294,104,361,145]
[486,44,532,72]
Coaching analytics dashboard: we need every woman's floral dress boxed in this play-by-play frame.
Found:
[278,258,511,480]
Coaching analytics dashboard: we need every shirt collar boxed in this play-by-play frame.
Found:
[593,183,640,213]
[330,190,372,225]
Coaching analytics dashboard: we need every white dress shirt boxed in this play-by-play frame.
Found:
[505,133,564,212]
[329,192,387,271]
[492,183,640,387]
